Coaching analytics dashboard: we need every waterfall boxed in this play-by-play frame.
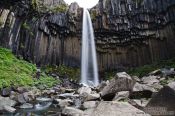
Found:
[81,8,99,86]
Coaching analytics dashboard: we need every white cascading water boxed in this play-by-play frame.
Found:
[81,8,99,86]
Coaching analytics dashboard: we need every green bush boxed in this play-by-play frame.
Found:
[90,10,97,20]
[22,22,31,30]
[51,4,68,13]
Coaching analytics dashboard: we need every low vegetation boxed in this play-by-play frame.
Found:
[128,58,175,77]
[0,47,59,89]
[42,65,80,81]
[31,0,67,13]
[103,58,175,79]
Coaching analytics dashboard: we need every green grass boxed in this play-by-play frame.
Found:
[128,58,175,77]
[34,73,60,88]
[0,47,59,89]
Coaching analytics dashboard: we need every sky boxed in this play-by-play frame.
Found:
[64,0,99,8]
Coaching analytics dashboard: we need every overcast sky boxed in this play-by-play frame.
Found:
[64,0,99,8]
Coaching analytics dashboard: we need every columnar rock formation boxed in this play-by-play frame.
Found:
[0,0,175,71]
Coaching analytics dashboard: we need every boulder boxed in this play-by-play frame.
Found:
[96,81,108,92]
[148,69,161,76]
[161,68,175,76]
[58,93,78,99]
[141,76,160,85]
[145,81,175,115]
[1,88,11,97]
[17,94,26,104]
[83,101,98,109]
[65,89,76,93]
[131,83,156,99]
[78,87,92,95]
[132,83,156,93]
[16,87,28,93]
[62,107,84,116]
[55,99,73,107]
[3,106,16,113]
[0,96,16,110]
[81,93,100,101]
[86,101,150,116]
[101,72,135,100]
[113,91,130,101]
[129,99,150,109]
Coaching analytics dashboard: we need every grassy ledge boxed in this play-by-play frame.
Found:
[0,47,59,89]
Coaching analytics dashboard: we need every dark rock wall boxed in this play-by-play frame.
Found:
[0,0,175,71]
[92,0,175,70]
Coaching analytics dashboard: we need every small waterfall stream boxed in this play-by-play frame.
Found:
[81,8,99,86]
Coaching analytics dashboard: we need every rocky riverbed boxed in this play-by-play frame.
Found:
[1,68,175,116]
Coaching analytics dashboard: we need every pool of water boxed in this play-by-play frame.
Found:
[1,102,61,116]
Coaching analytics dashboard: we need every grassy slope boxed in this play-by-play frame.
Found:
[0,47,59,89]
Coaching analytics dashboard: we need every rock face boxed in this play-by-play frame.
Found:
[0,0,175,70]
[145,81,175,115]
[85,101,150,116]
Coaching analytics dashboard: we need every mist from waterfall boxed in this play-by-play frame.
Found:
[81,8,99,86]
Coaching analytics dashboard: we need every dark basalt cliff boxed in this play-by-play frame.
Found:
[0,0,175,71]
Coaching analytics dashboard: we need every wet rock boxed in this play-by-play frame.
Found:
[55,99,73,107]
[101,72,135,100]
[161,68,175,76]
[20,103,33,109]
[46,89,56,95]
[3,106,16,113]
[145,81,175,114]
[113,91,130,101]
[0,96,16,110]
[58,93,79,99]
[36,97,53,102]
[87,101,150,116]
[65,89,76,93]
[83,101,98,109]
[73,98,83,109]
[35,102,52,110]
[62,107,84,116]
